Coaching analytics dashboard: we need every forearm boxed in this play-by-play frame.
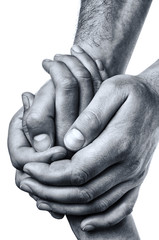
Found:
[75,0,152,76]
[67,1,153,239]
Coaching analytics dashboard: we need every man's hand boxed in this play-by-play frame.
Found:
[9,48,139,231]
[20,60,159,230]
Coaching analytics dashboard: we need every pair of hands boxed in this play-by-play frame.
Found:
[8,45,159,231]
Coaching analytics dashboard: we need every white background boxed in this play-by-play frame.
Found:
[1,0,159,239]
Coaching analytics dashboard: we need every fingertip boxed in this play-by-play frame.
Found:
[49,212,64,219]
[95,59,104,71]
[71,45,84,53]
[22,94,30,111]
[22,92,34,109]
[33,134,52,152]
[42,59,52,73]
[64,128,85,151]
[81,222,95,232]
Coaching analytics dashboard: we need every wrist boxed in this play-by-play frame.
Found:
[76,42,125,77]
[138,60,159,96]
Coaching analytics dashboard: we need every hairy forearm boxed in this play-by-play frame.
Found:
[75,0,152,77]
[67,1,153,240]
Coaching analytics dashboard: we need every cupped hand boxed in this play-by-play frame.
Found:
[15,47,142,230]
[8,46,109,225]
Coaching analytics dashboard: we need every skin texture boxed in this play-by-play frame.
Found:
[75,0,152,76]
[68,1,152,236]
[21,59,159,228]
[8,0,153,239]
[9,51,139,239]
[9,51,158,239]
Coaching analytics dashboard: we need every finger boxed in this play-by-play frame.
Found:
[36,181,136,216]
[49,212,64,220]
[15,170,30,188]
[23,126,129,186]
[53,55,94,113]
[42,60,79,146]
[81,187,140,231]
[64,79,128,151]
[21,162,127,203]
[20,162,146,206]
[95,59,108,81]
[71,45,102,92]
[29,194,64,219]
[22,92,34,143]
[8,108,67,169]
[15,171,64,220]
[29,194,39,201]
[22,80,55,152]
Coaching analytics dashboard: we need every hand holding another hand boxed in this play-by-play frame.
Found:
[8,47,159,231]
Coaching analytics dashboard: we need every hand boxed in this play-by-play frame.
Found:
[22,60,159,230]
[15,47,142,230]
[8,46,109,225]
[8,80,67,219]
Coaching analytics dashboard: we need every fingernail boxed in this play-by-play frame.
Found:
[20,184,32,193]
[64,129,85,151]
[22,94,30,111]
[42,60,51,73]
[33,134,51,152]
[50,212,64,219]
[71,45,83,53]
[38,203,52,211]
[82,225,95,232]
[54,54,62,59]
[95,59,104,71]
[43,59,51,62]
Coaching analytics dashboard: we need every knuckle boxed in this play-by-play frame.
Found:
[26,112,43,130]
[78,188,93,203]
[102,75,129,92]
[49,61,62,74]
[138,169,147,183]
[82,110,101,131]
[124,202,133,215]
[71,169,88,186]
[131,159,141,174]
[49,61,78,90]
[105,220,114,227]
[119,135,132,155]
[129,78,150,99]
[125,159,141,178]
[59,77,78,90]
[102,77,119,90]
[96,199,109,213]
[75,68,91,79]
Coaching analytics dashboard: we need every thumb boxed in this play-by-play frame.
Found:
[22,80,55,152]
[64,79,127,151]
